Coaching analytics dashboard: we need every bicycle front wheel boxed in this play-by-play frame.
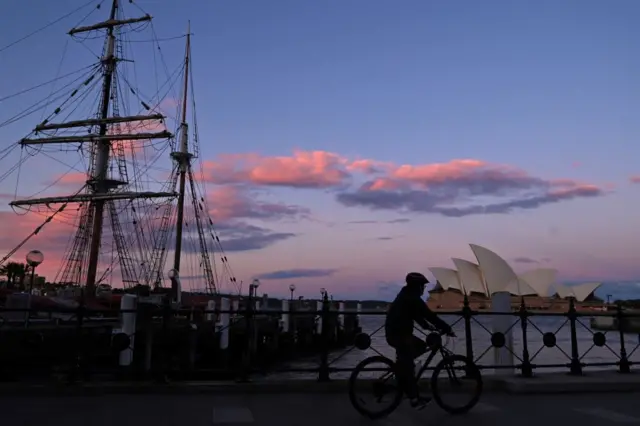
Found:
[431,354,482,415]
[348,356,403,419]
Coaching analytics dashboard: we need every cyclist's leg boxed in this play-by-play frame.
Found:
[411,335,428,359]
[393,337,420,399]
[407,335,431,408]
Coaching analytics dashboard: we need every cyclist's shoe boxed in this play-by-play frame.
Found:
[409,396,431,410]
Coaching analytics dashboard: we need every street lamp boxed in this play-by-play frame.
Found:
[289,284,296,300]
[26,250,44,293]
[249,279,260,298]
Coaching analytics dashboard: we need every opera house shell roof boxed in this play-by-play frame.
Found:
[428,244,601,302]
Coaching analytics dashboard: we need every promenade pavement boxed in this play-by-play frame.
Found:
[2,391,640,425]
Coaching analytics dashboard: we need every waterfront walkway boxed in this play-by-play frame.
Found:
[1,391,640,425]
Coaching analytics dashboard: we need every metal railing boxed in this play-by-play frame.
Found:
[0,295,638,383]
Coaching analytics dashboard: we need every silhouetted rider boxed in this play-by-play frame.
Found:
[385,272,455,409]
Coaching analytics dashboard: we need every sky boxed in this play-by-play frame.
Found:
[0,0,639,300]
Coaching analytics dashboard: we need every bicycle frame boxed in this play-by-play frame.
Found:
[374,333,454,386]
[415,340,455,381]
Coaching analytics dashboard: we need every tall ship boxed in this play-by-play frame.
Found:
[0,0,239,308]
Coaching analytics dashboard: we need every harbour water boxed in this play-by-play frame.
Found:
[272,314,640,380]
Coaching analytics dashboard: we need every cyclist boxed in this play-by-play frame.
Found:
[385,272,455,409]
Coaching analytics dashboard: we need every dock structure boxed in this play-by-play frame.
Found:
[0,288,639,384]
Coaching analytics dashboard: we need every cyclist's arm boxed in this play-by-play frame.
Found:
[414,297,452,333]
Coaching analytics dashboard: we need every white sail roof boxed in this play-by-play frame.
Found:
[552,282,602,301]
[571,282,602,301]
[428,267,463,292]
[518,268,558,297]
[503,278,539,296]
[553,283,573,298]
[469,244,537,296]
[452,258,487,295]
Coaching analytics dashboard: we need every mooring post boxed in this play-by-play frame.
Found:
[119,294,137,367]
[219,298,230,350]
[281,299,290,333]
[491,291,515,375]
[205,299,215,322]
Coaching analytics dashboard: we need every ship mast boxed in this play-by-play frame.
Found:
[167,22,218,295]
[10,0,176,296]
[170,21,193,301]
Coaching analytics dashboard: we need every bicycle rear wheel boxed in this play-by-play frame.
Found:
[348,356,403,419]
[431,354,482,415]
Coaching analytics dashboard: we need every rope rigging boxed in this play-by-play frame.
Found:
[0,0,241,295]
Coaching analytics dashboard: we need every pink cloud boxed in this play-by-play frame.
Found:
[198,150,607,217]
[629,175,640,184]
[201,150,350,188]
[207,186,309,222]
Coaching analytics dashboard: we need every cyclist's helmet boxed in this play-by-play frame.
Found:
[406,272,429,288]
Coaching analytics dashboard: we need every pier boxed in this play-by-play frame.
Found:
[0,292,640,382]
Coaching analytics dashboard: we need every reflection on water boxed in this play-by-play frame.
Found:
[268,315,640,380]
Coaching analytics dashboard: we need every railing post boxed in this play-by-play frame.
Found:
[462,295,474,363]
[617,302,630,373]
[567,298,582,375]
[318,292,330,382]
[519,298,533,378]
[68,291,86,384]
[238,294,253,382]
[158,297,171,383]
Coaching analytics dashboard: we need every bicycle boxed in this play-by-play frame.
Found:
[348,328,483,419]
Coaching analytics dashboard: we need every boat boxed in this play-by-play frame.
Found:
[0,0,239,314]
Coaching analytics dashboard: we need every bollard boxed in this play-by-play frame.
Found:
[219,298,230,350]
[255,301,261,312]
[281,299,290,333]
[491,291,515,375]
[205,300,216,322]
[338,302,345,328]
[316,301,323,334]
[232,299,239,315]
[356,302,362,321]
[119,294,137,367]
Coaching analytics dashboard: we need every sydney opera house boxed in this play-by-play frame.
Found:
[425,244,603,312]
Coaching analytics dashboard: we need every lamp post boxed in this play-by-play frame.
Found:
[25,250,44,325]
[26,250,44,294]
[249,279,260,298]
[606,294,612,305]
[289,284,296,301]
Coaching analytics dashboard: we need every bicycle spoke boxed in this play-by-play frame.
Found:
[431,355,483,415]
[348,356,404,419]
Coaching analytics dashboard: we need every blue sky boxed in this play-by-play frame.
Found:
[1,0,639,298]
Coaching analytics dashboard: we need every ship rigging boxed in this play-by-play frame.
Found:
[0,0,239,298]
